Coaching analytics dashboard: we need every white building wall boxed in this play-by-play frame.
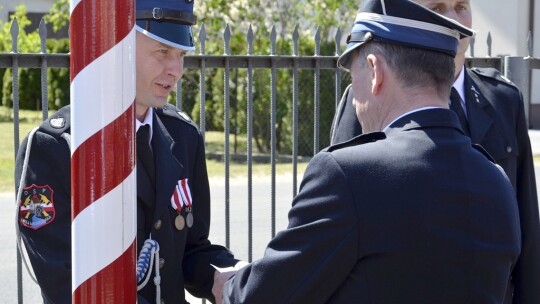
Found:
[0,0,55,23]
[470,0,530,57]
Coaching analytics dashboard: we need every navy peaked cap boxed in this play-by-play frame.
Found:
[136,0,197,51]
[338,0,474,70]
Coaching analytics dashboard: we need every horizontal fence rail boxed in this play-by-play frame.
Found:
[3,17,540,304]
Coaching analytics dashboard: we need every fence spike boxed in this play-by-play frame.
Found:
[270,26,276,55]
[335,27,342,56]
[527,30,533,58]
[293,25,299,56]
[469,33,475,57]
[247,25,254,55]
[11,17,19,53]
[315,26,321,56]
[39,18,48,53]
[224,24,231,55]
[199,23,206,54]
[487,31,492,57]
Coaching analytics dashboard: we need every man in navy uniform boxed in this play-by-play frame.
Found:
[15,0,243,303]
[218,0,521,303]
[330,1,540,302]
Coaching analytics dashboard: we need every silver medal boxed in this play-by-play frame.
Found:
[186,212,194,228]
[175,214,185,230]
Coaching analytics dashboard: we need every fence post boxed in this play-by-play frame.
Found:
[10,17,24,304]
[505,56,531,126]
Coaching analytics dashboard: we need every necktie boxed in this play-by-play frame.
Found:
[137,125,155,184]
[449,87,470,136]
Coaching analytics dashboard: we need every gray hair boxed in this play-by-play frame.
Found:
[356,41,455,99]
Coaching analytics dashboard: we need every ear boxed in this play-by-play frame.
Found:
[367,54,383,95]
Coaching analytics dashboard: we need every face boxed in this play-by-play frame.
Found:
[136,32,186,118]
[415,0,472,61]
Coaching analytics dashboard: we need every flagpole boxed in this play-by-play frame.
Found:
[70,0,137,302]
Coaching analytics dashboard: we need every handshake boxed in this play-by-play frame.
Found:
[211,261,250,304]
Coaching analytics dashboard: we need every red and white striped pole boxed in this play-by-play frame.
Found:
[70,0,136,302]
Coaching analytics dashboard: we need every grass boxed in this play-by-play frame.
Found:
[0,107,309,192]
[1,107,44,192]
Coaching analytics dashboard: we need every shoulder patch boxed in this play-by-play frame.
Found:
[19,184,56,230]
[328,132,386,152]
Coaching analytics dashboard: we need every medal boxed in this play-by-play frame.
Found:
[170,178,194,229]
[175,214,185,230]
[186,212,194,228]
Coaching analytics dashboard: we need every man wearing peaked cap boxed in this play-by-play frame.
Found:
[338,0,474,71]
[331,1,540,302]
[15,0,244,303]
[220,0,521,303]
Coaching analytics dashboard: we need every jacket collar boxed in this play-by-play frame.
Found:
[463,68,493,143]
[385,108,464,136]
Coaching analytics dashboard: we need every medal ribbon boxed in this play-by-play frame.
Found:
[179,179,192,208]
[170,184,183,213]
[170,178,192,213]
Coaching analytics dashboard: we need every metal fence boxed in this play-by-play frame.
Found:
[2,18,540,303]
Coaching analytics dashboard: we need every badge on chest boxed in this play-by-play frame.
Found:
[170,178,193,230]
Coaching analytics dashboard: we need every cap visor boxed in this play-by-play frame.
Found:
[338,42,364,72]
[136,23,195,51]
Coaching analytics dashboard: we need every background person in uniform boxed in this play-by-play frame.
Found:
[329,1,540,302]
[15,0,244,303]
[217,0,521,303]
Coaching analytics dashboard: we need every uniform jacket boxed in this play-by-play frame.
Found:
[16,104,237,304]
[329,67,540,303]
[224,109,521,304]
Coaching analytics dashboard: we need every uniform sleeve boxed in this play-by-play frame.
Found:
[511,91,540,304]
[223,152,359,304]
[182,131,237,302]
[16,131,72,304]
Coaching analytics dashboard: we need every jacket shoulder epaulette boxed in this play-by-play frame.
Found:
[327,132,386,152]
[469,67,518,90]
[38,105,71,138]
[155,104,198,130]
[472,143,496,164]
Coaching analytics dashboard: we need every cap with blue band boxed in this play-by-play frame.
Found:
[338,0,475,71]
[136,0,197,51]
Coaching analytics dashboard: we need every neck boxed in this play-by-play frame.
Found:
[454,55,465,79]
[362,88,446,132]
[136,104,150,122]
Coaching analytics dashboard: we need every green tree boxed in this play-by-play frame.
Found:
[43,0,69,33]
[0,5,42,110]
[192,0,358,155]
[1,3,70,111]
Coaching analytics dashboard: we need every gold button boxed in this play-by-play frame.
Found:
[154,220,162,230]
[159,258,165,268]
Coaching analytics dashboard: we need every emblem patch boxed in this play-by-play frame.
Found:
[50,117,65,129]
[19,184,56,230]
